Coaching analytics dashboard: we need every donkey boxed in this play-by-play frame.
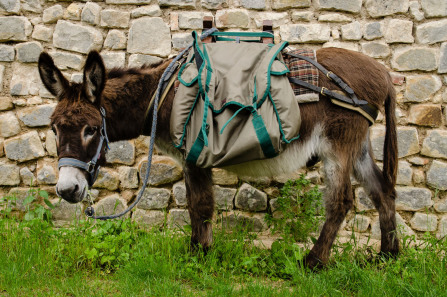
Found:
[38,47,398,269]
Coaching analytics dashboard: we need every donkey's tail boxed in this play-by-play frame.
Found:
[382,80,398,188]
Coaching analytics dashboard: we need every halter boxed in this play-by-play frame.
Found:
[58,107,110,187]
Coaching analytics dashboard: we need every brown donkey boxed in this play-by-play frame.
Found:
[38,48,398,269]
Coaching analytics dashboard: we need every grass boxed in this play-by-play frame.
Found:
[0,215,446,297]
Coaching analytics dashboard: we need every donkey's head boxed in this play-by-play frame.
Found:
[39,51,108,203]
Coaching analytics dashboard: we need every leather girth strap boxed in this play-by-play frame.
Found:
[284,52,379,125]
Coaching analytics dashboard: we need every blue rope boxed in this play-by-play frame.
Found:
[89,28,218,220]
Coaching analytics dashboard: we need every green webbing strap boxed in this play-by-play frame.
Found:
[252,112,277,158]
[186,128,206,164]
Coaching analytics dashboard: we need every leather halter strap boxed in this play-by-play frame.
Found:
[58,107,110,187]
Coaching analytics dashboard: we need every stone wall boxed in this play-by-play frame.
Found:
[0,0,447,240]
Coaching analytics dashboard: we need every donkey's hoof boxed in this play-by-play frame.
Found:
[189,238,211,255]
[303,252,325,271]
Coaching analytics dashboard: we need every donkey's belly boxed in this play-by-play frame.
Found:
[156,124,328,177]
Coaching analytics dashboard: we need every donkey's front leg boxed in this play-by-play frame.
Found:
[183,163,214,250]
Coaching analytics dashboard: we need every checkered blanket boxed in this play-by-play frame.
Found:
[284,49,320,103]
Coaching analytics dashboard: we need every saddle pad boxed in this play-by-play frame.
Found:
[284,49,319,103]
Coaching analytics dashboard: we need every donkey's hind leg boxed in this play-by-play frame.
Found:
[183,163,214,250]
[354,139,399,256]
[305,152,354,269]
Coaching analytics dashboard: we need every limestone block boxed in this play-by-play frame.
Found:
[168,208,190,228]
[214,185,236,210]
[370,125,419,160]
[391,47,438,72]
[92,168,120,190]
[409,1,425,21]
[280,24,330,43]
[416,19,447,44]
[20,167,35,186]
[241,0,265,10]
[366,0,409,18]
[53,21,103,54]
[0,0,20,14]
[323,41,359,52]
[0,16,32,42]
[408,104,442,127]
[159,0,195,9]
[0,65,3,92]
[396,161,412,186]
[139,156,182,186]
[435,200,447,213]
[15,41,42,63]
[439,42,447,74]
[45,130,57,157]
[318,13,351,23]
[128,54,163,68]
[118,166,139,189]
[10,63,49,97]
[7,188,34,211]
[50,51,85,71]
[100,9,130,29]
[0,97,13,111]
[22,0,41,13]
[131,5,161,18]
[235,183,267,212]
[81,2,101,25]
[384,19,414,44]
[138,188,170,210]
[410,213,438,232]
[347,215,370,232]
[43,5,63,24]
[253,12,288,28]
[371,213,414,240]
[396,186,432,211]
[94,194,128,217]
[218,211,267,232]
[64,3,83,21]
[172,33,194,50]
[437,216,447,239]
[32,25,53,42]
[427,160,447,190]
[215,9,249,28]
[341,21,362,41]
[316,0,361,13]
[363,22,383,40]
[173,181,186,206]
[179,11,212,29]
[0,112,21,138]
[199,0,225,9]
[361,41,390,58]
[355,187,375,212]
[36,160,57,185]
[132,209,165,228]
[0,44,15,61]
[421,0,447,18]
[0,162,20,186]
[51,199,82,221]
[100,51,126,69]
[291,11,313,22]
[4,131,45,162]
[422,130,447,159]
[17,103,56,127]
[212,168,238,186]
[106,0,151,4]
[128,17,171,57]
[405,75,442,103]
[104,30,127,50]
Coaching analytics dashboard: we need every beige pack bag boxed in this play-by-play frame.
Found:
[170,31,301,168]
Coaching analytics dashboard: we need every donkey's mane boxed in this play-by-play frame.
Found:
[107,61,165,79]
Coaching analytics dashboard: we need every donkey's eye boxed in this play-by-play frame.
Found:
[84,126,97,137]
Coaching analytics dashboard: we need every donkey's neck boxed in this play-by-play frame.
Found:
[101,61,171,142]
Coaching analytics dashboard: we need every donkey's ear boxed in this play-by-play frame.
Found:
[38,52,69,98]
[82,51,106,105]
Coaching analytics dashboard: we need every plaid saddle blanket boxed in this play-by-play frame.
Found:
[284,49,320,103]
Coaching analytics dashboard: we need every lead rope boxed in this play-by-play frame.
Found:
[85,28,218,220]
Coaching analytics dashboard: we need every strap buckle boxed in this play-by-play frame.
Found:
[320,87,328,96]
[326,71,334,79]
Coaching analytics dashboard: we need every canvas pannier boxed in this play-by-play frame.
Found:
[170,31,301,168]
